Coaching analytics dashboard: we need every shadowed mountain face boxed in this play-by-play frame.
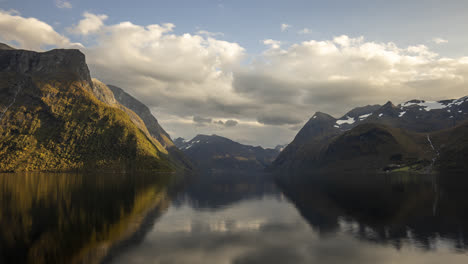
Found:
[274,96,468,174]
[0,46,182,172]
[176,134,280,172]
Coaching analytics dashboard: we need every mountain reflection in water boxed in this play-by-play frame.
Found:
[0,172,176,264]
[111,172,468,264]
[1,172,468,264]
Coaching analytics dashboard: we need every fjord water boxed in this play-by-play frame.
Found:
[1,172,468,263]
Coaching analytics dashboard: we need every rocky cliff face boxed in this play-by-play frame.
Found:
[0,48,93,87]
[0,45,179,172]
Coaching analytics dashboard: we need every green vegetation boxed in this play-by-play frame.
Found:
[433,121,468,173]
[277,123,434,173]
[0,73,174,172]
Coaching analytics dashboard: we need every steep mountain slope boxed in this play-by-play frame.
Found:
[432,121,468,173]
[106,84,192,170]
[107,85,173,148]
[0,46,177,172]
[274,96,468,173]
[91,79,169,155]
[314,123,432,172]
[178,134,280,172]
[274,112,341,169]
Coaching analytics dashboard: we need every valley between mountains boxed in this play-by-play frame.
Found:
[0,44,467,174]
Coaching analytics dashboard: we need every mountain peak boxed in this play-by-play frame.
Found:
[343,104,381,119]
[311,111,336,121]
[0,48,92,85]
[382,101,396,108]
[177,134,280,171]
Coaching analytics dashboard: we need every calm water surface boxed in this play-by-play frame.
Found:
[1,172,468,263]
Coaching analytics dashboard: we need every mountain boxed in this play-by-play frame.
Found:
[0,45,184,172]
[274,96,468,174]
[0,43,15,50]
[107,85,173,148]
[106,84,192,169]
[173,137,186,148]
[274,144,287,152]
[177,134,280,172]
[432,121,468,173]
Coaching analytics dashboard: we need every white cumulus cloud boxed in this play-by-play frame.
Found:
[281,23,291,32]
[263,39,281,49]
[0,9,80,50]
[233,35,468,121]
[69,12,108,35]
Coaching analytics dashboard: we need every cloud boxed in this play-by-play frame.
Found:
[193,116,213,126]
[214,119,239,127]
[56,0,72,9]
[230,35,468,122]
[263,39,281,49]
[196,30,224,38]
[298,28,310,35]
[74,12,248,126]
[224,120,238,127]
[0,9,80,50]
[257,113,304,126]
[280,23,291,32]
[432,37,448,44]
[69,12,108,35]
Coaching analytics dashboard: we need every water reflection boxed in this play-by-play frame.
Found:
[277,173,468,251]
[0,172,177,264]
[2,172,468,263]
[173,172,280,209]
[112,172,468,264]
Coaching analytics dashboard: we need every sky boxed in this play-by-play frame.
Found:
[1,0,468,147]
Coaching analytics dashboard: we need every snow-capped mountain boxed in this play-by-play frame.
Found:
[274,95,468,174]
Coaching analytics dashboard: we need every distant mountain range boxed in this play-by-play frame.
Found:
[175,134,280,172]
[0,44,190,172]
[274,96,468,174]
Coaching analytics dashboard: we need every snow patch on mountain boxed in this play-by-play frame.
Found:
[358,113,372,120]
[182,140,201,150]
[446,96,468,107]
[402,100,446,111]
[336,116,355,125]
